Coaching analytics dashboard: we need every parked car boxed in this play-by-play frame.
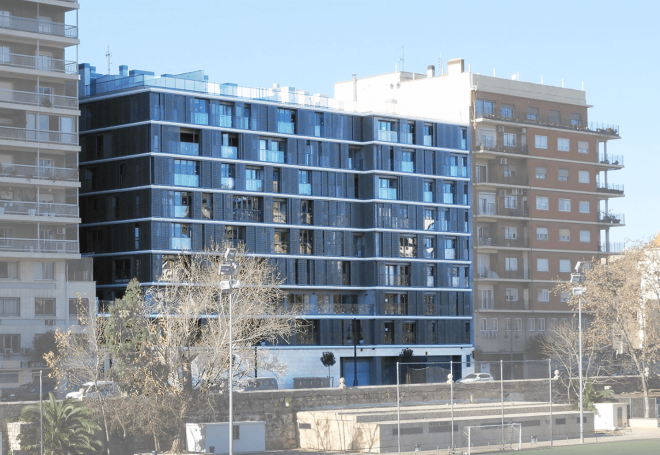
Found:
[65,381,119,401]
[236,378,278,392]
[456,373,494,383]
[1,382,56,401]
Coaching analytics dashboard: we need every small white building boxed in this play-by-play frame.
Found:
[594,403,628,431]
[186,422,265,454]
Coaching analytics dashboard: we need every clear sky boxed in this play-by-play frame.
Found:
[76,0,659,244]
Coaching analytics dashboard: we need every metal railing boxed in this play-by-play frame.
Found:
[475,170,529,186]
[232,209,262,222]
[599,242,626,253]
[476,111,619,136]
[0,201,78,217]
[259,149,284,163]
[400,132,413,144]
[377,130,398,142]
[0,126,77,145]
[0,238,78,254]
[0,52,77,74]
[277,121,295,134]
[598,211,625,224]
[220,146,237,159]
[0,16,78,38]
[477,268,530,280]
[0,163,78,181]
[596,181,624,193]
[0,89,77,109]
[179,142,199,156]
[245,179,263,191]
[475,139,529,155]
[380,274,410,286]
[476,236,529,248]
[598,153,624,166]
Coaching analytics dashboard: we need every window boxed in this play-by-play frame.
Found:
[536,197,548,210]
[503,133,516,147]
[559,198,571,212]
[377,120,397,142]
[245,168,263,192]
[273,230,288,254]
[298,170,312,195]
[535,135,547,149]
[400,237,417,258]
[558,169,569,182]
[475,99,495,116]
[578,141,589,154]
[423,237,435,259]
[548,110,560,124]
[0,298,19,316]
[69,298,89,323]
[537,227,548,240]
[537,258,549,272]
[218,163,235,189]
[504,195,518,209]
[378,178,397,200]
[423,124,433,146]
[480,318,488,332]
[273,200,287,223]
[35,298,55,316]
[538,318,546,332]
[277,108,295,134]
[515,318,523,332]
[354,234,366,257]
[35,262,55,280]
[0,335,19,352]
[580,230,591,243]
[0,262,18,279]
[258,139,285,164]
[401,150,415,172]
[500,104,514,118]
[578,171,590,184]
[425,265,435,287]
[558,138,570,151]
[559,229,570,242]
[550,318,558,331]
[202,194,213,219]
[559,259,571,273]
[173,159,199,187]
[224,226,245,247]
[579,201,590,213]
[384,293,409,314]
[560,293,570,303]
[570,113,581,126]
[527,107,539,120]
[233,196,262,222]
[424,294,436,315]
[423,180,434,203]
[504,227,517,240]
[538,289,550,302]
[506,288,518,301]
[300,200,313,225]
[444,238,456,260]
[505,258,518,271]
[314,113,324,137]
[443,182,455,204]
[273,168,281,193]
[490,318,498,332]
[504,318,511,331]
[164,191,191,218]
[299,230,313,255]
[535,166,547,179]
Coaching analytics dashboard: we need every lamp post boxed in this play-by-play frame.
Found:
[219,248,240,455]
[571,261,588,444]
[346,318,363,386]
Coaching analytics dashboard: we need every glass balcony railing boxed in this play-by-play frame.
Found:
[0,126,77,145]
[179,142,199,156]
[0,238,78,254]
[233,209,262,222]
[401,162,414,173]
[220,177,235,189]
[0,89,77,109]
[379,188,397,200]
[476,110,620,137]
[173,206,189,218]
[192,113,208,125]
[220,146,237,159]
[443,193,454,204]
[314,125,322,137]
[259,149,284,163]
[170,238,191,250]
[235,117,252,130]
[423,191,433,203]
[0,201,78,217]
[173,174,199,187]
[277,121,295,134]
[380,274,410,286]
[400,132,413,144]
[218,115,232,127]
[299,183,312,195]
[0,16,78,38]
[0,52,77,74]
[0,163,78,181]
[246,179,263,191]
[377,130,398,142]
[423,135,433,146]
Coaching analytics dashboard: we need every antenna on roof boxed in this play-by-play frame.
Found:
[399,46,405,72]
[105,45,112,75]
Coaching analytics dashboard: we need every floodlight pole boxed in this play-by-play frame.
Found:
[40,369,43,455]
[220,248,239,455]
[549,358,553,447]
[396,361,401,455]
[500,360,504,450]
[578,294,584,443]
[450,361,454,452]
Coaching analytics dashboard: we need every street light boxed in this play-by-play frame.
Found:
[346,318,363,386]
[571,261,588,445]
[219,248,240,455]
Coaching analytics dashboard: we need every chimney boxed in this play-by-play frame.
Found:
[427,65,435,78]
[447,58,464,76]
[119,65,128,77]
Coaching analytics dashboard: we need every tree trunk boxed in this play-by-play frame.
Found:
[642,374,650,419]
[170,398,189,453]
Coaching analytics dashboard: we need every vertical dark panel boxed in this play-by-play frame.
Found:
[201,129,212,157]
[267,105,278,133]
[192,192,202,219]
[286,137,298,165]
[201,161,211,188]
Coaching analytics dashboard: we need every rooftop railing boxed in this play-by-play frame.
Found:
[0,163,78,181]
[0,15,78,38]
[476,111,619,137]
[0,52,77,74]
[0,126,77,145]
[0,238,78,254]
[0,89,78,109]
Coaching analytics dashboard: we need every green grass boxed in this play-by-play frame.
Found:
[528,439,660,455]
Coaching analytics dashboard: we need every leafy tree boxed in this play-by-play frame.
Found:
[18,393,101,455]
[582,379,614,415]
[320,352,336,377]
[32,331,58,363]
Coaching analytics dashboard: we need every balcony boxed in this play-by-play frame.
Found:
[423,191,433,203]
[400,132,413,144]
[379,188,397,200]
[475,111,620,137]
[299,183,311,195]
[0,238,78,254]
[598,153,624,166]
[477,268,530,280]
[245,179,263,192]
[191,113,208,125]
[377,130,398,142]
[331,303,373,315]
[596,181,624,195]
[259,149,284,164]
[179,142,199,156]
[0,16,78,39]
[235,117,253,130]
[0,201,78,218]
[401,161,414,173]
[220,146,237,159]
[475,170,528,186]
[0,89,78,110]
[380,274,410,287]
[219,177,235,189]
[476,236,529,248]
[0,126,77,145]
[599,242,626,253]
[277,121,295,134]
[475,201,528,218]
[0,163,78,182]
[218,115,232,127]
[173,174,199,187]
[475,138,528,156]
[233,209,262,222]
[448,166,469,178]
[598,211,625,225]
[0,53,77,75]
[423,135,433,146]
[170,238,191,250]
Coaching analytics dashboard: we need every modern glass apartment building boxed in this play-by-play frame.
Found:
[78,64,473,387]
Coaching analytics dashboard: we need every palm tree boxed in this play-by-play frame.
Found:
[18,393,102,455]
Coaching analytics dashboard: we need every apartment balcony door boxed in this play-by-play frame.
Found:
[476,164,488,183]
[478,193,495,215]
[477,254,490,278]
[479,288,493,310]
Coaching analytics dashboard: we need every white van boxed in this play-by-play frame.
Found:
[66,381,119,401]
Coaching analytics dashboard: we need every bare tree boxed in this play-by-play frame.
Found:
[554,241,660,418]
